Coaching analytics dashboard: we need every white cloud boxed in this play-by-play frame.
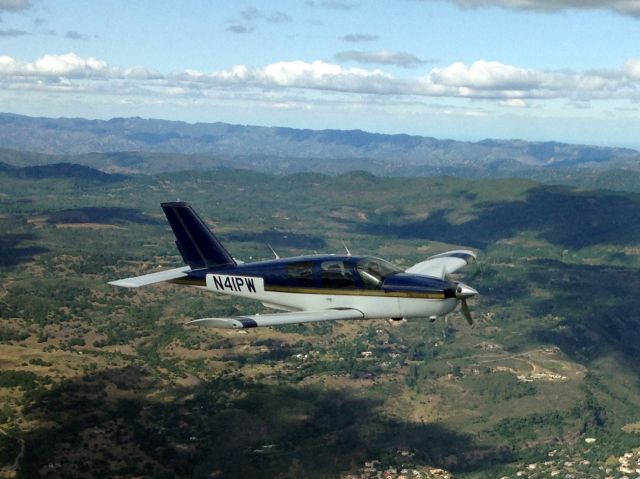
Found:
[179,60,399,96]
[1,53,639,108]
[421,60,634,100]
[29,53,108,77]
[121,66,163,80]
[0,56,16,70]
[624,58,640,79]
[502,98,527,107]
[0,53,163,82]
[429,60,542,90]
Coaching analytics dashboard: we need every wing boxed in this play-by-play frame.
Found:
[108,266,191,288]
[405,250,476,279]
[188,308,364,329]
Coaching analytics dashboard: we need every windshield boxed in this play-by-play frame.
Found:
[356,257,402,287]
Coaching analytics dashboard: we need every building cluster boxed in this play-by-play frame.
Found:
[343,458,453,479]
[617,449,640,477]
[516,372,567,382]
[502,445,640,479]
[343,446,640,479]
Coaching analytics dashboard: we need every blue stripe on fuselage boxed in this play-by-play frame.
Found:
[182,254,453,296]
[382,273,455,297]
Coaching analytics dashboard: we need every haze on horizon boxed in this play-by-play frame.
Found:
[1,0,640,149]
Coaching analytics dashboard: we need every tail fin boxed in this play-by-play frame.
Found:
[161,202,236,270]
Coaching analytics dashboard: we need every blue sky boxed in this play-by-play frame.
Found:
[1,0,640,147]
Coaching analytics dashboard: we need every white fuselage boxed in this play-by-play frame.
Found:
[202,273,458,320]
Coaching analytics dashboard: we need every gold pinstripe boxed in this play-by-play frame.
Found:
[265,285,445,299]
[170,278,446,299]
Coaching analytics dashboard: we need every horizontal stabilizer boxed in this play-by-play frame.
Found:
[188,308,364,329]
[109,265,191,288]
[406,250,476,279]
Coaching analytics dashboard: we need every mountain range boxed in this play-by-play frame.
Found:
[0,112,638,177]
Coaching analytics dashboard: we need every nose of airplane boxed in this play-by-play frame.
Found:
[455,282,478,299]
[454,282,478,326]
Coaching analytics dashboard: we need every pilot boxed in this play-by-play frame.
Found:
[369,261,381,279]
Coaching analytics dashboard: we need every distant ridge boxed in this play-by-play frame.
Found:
[0,112,638,176]
[0,161,127,182]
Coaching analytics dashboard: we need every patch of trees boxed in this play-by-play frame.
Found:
[0,433,20,467]
[0,370,52,404]
[491,410,564,442]
[0,327,29,342]
[463,372,537,401]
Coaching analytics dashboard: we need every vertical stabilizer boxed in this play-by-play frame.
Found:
[161,202,236,270]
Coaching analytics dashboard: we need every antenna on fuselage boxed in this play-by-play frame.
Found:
[343,242,352,256]
[267,244,280,259]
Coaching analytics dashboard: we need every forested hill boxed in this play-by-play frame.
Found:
[0,113,638,175]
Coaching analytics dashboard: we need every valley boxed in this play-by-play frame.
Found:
[1,165,640,477]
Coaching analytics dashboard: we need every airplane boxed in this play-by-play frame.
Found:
[109,202,479,329]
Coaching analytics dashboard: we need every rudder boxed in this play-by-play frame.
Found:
[161,202,236,270]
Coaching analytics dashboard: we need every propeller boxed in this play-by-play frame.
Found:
[455,282,478,326]
[460,298,473,326]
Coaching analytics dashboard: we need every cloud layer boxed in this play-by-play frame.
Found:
[0,0,31,12]
[0,53,638,106]
[443,0,640,17]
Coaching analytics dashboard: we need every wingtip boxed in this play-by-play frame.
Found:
[108,279,137,288]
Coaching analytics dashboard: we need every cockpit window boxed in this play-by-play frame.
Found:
[320,260,356,288]
[288,262,314,286]
[356,257,402,288]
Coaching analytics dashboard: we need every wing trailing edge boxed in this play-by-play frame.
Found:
[188,308,364,329]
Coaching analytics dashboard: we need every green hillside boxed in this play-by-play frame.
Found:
[1,167,640,478]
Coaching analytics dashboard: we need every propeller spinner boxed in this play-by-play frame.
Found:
[455,282,478,325]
